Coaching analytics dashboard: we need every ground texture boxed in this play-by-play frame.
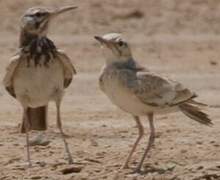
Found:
[0,0,220,180]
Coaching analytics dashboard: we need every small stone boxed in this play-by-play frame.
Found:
[210,60,218,66]
[197,166,204,170]
[90,139,98,147]
[13,143,20,146]
[196,141,203,145]
[31,176,42,179]
[84,158,101,164]
[61,166,83,174]
[210,140,215,144]
[181,149,187,153]
[213,144,220,147]
[29,134,50,146]
[36,161,46,167]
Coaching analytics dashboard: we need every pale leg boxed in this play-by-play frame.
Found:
[23,107,32,167]
[134,113,155,173]
[56,101,73,164]
[122,116,144,169]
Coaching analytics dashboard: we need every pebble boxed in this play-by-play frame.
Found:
[61,166,83,174]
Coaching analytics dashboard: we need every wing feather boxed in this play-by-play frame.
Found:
[3,53,21,97]
[128,71,195,107]
[56,50,76,88]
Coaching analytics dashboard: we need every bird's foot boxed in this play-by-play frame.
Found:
[26,160,47,168]
[12,161,33,169]
[66,155,74,165]
[27,161,32,168]
[121,163,129,170]
[131,166,142,174]
[68,158,73,165]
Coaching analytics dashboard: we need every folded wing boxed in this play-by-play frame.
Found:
[129,71,196,107]
[3,53,21,97]
[56,49,77,88]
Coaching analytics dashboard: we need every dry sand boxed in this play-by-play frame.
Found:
[0,0,220,179]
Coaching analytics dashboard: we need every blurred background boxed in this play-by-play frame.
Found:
[0,1,220,179]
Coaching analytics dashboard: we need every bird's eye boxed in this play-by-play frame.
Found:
[35,12,43,17]
[118,41,124,47]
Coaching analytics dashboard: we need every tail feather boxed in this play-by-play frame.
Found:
[187,99,208,107]
[179,103,212,126]
[20,106,48,133]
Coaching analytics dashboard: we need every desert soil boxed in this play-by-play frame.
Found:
[0,0,220,180]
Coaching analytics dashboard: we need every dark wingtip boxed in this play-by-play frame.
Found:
[179,103,213,127]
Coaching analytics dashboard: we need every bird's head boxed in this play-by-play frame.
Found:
[94,33,132,64]
[21,6,77,36]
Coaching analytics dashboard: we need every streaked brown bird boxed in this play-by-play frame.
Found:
[3,6,77,166]
[95,33,212,173]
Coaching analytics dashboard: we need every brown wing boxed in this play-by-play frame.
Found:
[56,50,76,88]
[129,71,195,107]
[3,53,21,98]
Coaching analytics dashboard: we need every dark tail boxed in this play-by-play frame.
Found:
[20,106,48,133]
[179,103,212,126]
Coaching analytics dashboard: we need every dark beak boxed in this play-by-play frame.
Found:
[94,36,112,46]
[94,36,105,43]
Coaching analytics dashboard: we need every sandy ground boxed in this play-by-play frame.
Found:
[0,0,220,179]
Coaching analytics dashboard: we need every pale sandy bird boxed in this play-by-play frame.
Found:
[94,33,212,173]
[3,6,77,166]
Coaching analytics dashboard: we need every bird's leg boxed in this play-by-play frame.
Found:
[56,101,73,164]
[134,113,155,173]
[23,107,32,167]
[122,116,144,169]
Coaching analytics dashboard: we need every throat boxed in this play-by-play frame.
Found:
[19,30,39,48]
[19,30,57,67]
[111,59,146,72]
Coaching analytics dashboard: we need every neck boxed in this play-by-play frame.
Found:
[105,55,131,65]
[18,29,57,67]
[109,58,134,67]
[109,58,146,72]
[19,29,45,48]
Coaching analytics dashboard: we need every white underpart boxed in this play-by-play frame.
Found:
[13,58,64,107]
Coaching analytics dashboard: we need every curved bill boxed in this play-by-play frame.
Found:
[51,6,78,17]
